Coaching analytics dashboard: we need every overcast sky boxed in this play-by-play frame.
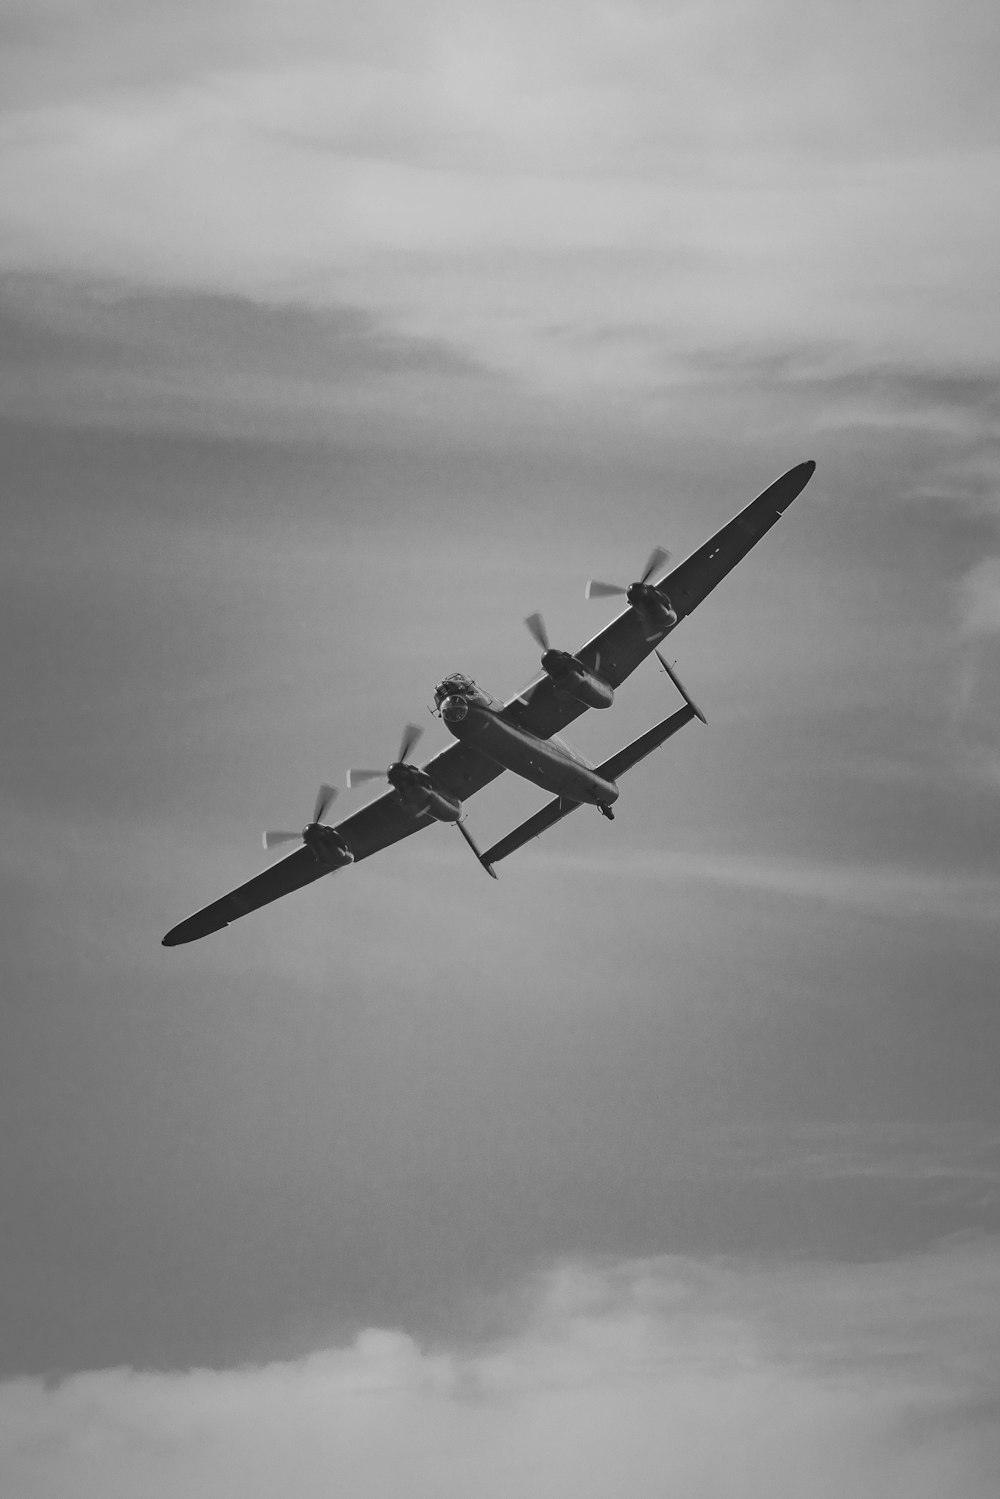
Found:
[2,1,1000,1494]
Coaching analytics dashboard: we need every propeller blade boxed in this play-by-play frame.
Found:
[524,612,550,652]
[313,783,337,824]
[640,546,670,585]
[455,818,498,879]
[585,580,627,599]
[263,830,301,849]
[397,722,424,765]
[346,768,385,787]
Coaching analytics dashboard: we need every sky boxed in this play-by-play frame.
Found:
[2,0,1000,1493]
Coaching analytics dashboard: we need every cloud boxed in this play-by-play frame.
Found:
[949,556,1000,785]
[0,275,495,436]
[714,1120,1000,1191]
[960,559,1000,638]
[523,846,1000,924]
[2,1242,998,1498]
[1,0,998,392]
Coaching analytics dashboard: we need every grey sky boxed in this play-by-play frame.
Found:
[2,1,999,1493]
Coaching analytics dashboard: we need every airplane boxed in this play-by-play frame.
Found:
[162,459,815,945]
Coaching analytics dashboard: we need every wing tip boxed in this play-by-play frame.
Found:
[162,914,230,946]
[767,458,817,515]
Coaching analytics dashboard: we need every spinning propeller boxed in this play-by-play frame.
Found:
[524,611,552,653]
[524,612,600,675]
[347,723,424,788]
[263,784,338,849]
[585,545,670,600]
[516,610,612,708]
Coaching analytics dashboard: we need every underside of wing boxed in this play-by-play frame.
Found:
[662,459,815,624]
[504,461,814,743]
[162,740,507,945]
[162,844,332,945]
[418,737,509,802]
[329,740,506,864]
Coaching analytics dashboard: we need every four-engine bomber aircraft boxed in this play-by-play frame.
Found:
[162,460,815,945]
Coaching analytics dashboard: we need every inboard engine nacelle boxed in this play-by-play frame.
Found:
[522,615,613,708]
[541,650,614,708]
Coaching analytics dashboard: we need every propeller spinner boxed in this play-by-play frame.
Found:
[525,611,600,677]
[520,611,613,709]
[263,783,338,850]
[585,545,677,641]
[347,723,424,788]
[346,722,477,836]
[585,545,670,600]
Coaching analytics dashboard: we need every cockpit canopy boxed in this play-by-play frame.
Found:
[434,672,476,706]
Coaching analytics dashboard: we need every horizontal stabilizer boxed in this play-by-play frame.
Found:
[480,796,579,873]
[595,703,697,782]
[480,703,698,871]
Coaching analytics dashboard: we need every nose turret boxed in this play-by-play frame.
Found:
[440,694,469,723]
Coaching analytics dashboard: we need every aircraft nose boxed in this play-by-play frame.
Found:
[440,695,469,723]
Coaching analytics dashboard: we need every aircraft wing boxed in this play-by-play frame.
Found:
[163,461,813,944]
[162,844,333,946]
[505,459,814,742]
[323,737,505,864]
[661,457,815,625]
[161,738,505,945]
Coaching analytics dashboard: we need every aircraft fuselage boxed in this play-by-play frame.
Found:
[435,674,618,808]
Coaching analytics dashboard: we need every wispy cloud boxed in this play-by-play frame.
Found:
[708,1120,1000,1190]
[960,558,1000,638]
[521,846,1000,923]
[1,1,998,392]
[0,275,496,436]
[950,549,1000,785]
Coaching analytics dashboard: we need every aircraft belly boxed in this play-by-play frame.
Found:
[456,711,617,804]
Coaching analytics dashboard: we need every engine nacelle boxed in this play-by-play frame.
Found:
[541,650,614,709]
[391,769,462,824]
[626,583,677,635]
[305,826,354,870]
[423,787,462,823]
[561,665,614,709]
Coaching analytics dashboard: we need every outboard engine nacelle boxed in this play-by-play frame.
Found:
[306,826,354,870]
[585,547,676,640]
[625,583,677,635]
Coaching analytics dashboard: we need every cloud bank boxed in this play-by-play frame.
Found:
[3,1241,999,1499]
